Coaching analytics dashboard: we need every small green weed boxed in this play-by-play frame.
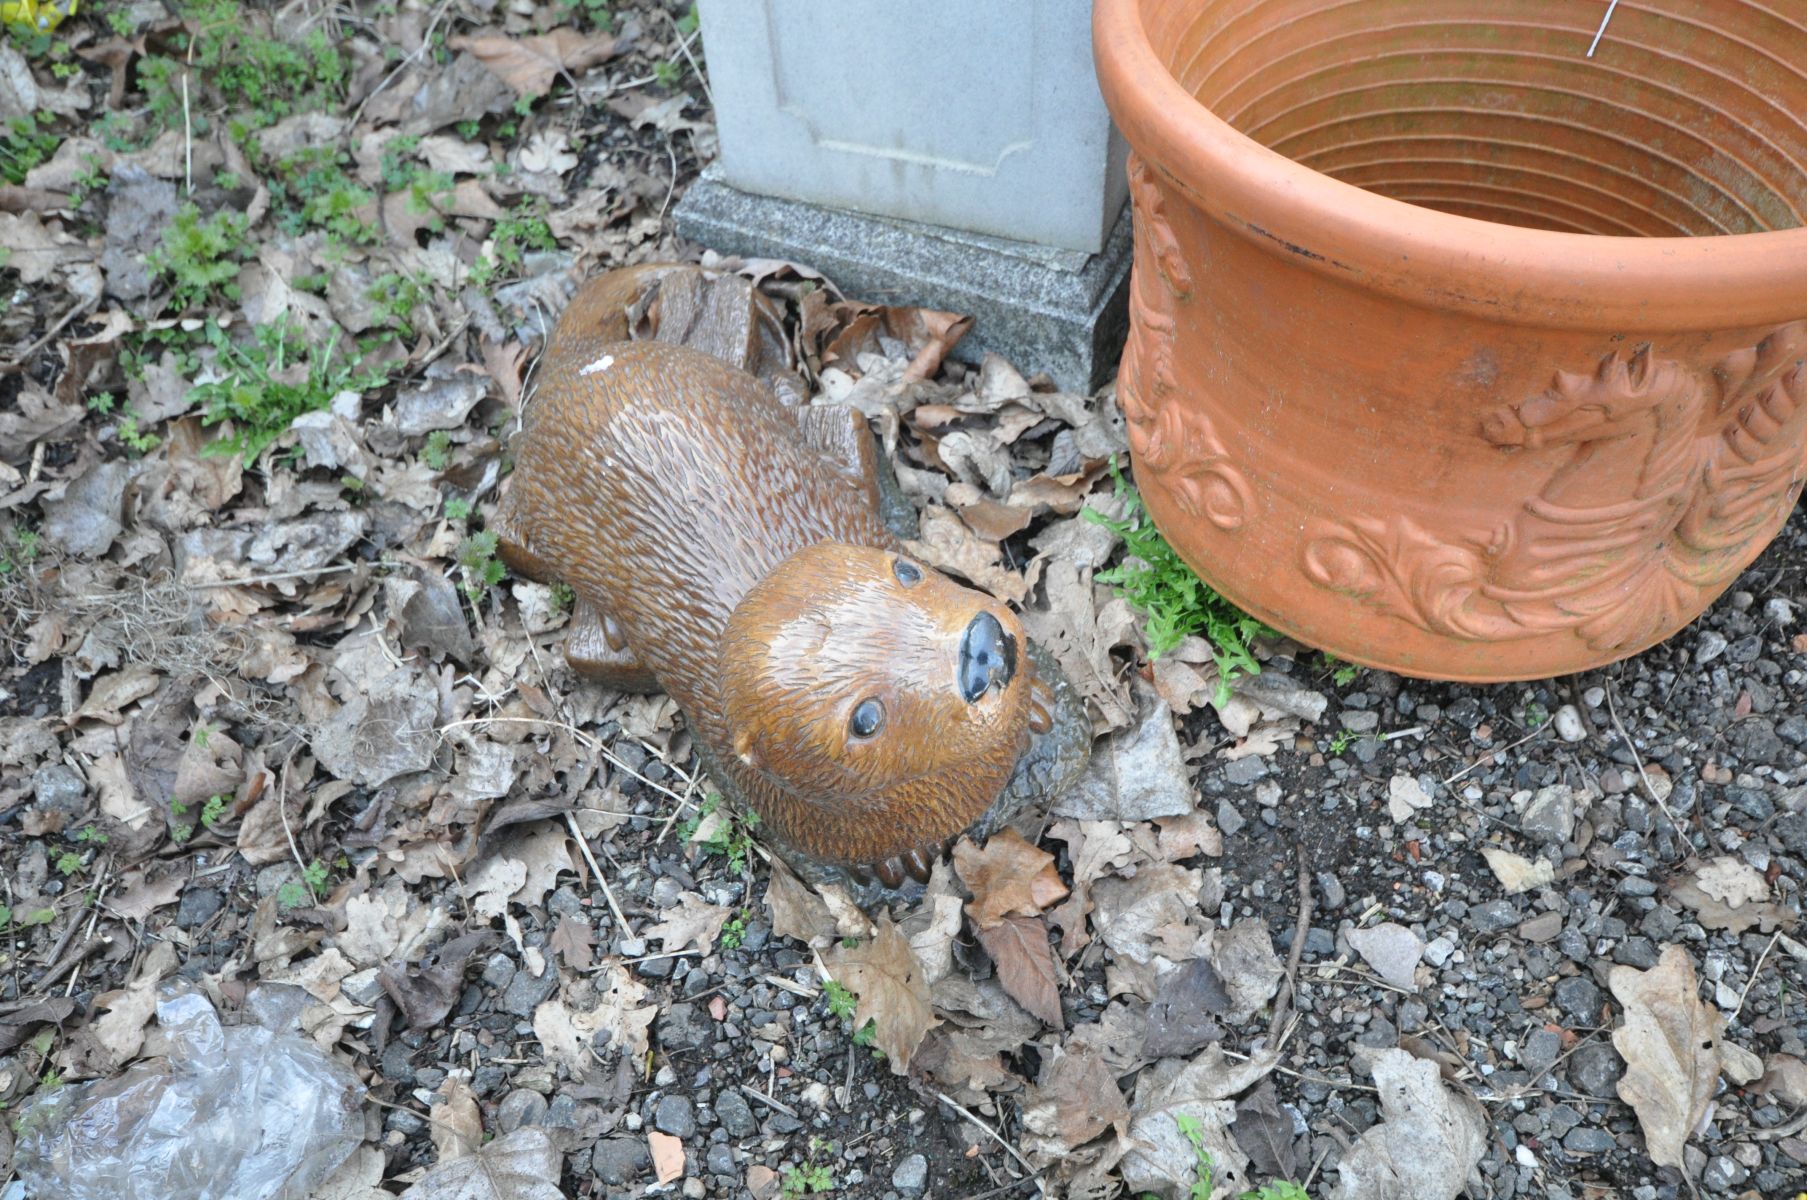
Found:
[556,0,611,30]
[1153,1132,1314,1200]
[443,496,473,522]
[470,202,557,289]
[780,1137,836,1197]
[549,581,574,612]
[276,858,332,909]
[683,796,760,873]
[1175,1115,1215,1200]
[1084,462,1271,703]
[191,319,391,463]
[1328,730,1355,755]
[53,850,82,877]
[823,979,856,1022]
[0,112,58,186]
[422,429,454,470]
[147,204,251,312]
[379,136,454,229]
[368,271,429,336]
[719,911,747,951]
[264,147,375,244]
[456,529,507,598]
[1523,700,1549,729]
[1321,652,1359,687]
[822,979,879,1051]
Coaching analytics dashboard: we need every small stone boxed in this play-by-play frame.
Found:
[31,764,85,812]
[1697,629,1729,664]
[1347,923,1425,991]
[1470,900,1519,934]
[892,1153,929,1194]
[1341,709,1379,733]
[1517,911,1563,943]
[1703,1155,1748,1190]
[1223,757,1267,787]
[593,1137,651,1185]
[1569,1042,1623,1098]
[1765,597,1796,627]
[175,886,224,930]
[683,1181,706,1200]
[496,1089,549,1132]
[1316,871,1346,910]
[1583,686,1606,709]
[707,1143,736,1176]
[1519,785,1578,844]
[1216,799,1246,837]
[1552,705,1586,743]
[655,1094,697,1138]
[1562,1126,1616,1154]
[500,966,559,1017]
[716,1088,757,1138]
[1613,936,1661,969]
[1520,1028,1562,1075]
[1554,975,1604,1024]
[1423,936,1456,967]
[481,953,516,989]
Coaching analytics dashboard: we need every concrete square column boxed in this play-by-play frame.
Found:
[675,0,1131,390]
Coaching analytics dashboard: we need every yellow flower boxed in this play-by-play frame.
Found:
[1,0,78,33]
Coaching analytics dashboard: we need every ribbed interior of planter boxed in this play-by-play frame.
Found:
[1150,0,1807,235]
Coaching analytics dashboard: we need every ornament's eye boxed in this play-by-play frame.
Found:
[892,558,923,587]
[849,698,885,739]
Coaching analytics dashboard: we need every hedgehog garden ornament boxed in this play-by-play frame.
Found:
[495,265,1089,888]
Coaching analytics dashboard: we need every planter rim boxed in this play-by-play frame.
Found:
[1093,0,1807,331]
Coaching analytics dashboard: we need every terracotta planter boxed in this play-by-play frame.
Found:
[1094,0,1807,681]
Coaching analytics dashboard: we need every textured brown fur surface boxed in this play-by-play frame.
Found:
[494,266,1036,870]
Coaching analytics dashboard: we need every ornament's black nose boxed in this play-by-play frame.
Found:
[958,611,1016,703]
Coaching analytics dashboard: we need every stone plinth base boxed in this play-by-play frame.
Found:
[674,166,1131,393]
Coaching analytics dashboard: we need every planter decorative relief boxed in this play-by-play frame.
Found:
[1094,0,1807,680]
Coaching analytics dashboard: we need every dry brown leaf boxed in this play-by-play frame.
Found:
[825,917,937,1072]
[531,963,656,1080]
[61,941,176,1076]
[646,890,732,955]
[394,1127,563,1200]
[430,1077,483,1163]
[954,827,1069,929]
[649,1131,685,1184]
[765,859,837,947]
[549,914,595,971]
[974,915,1064,1028]
[1020,1044,1129,1157]
[1326,1048,1487,1200]
[1609,944,1724,1168]
[449,29,619,97]
[1671,856,1796,934]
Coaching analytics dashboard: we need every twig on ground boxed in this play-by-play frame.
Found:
[1732,929,1783,1022]
[1603,682,1687,847]
[1267,858,1314,1046]
[566,810,636,940]
[739,1084,799,1118]
[933,1090,1043,1197]
[1441,725,1549,785]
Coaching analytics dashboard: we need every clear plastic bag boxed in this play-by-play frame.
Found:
[12,985,366,1200]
